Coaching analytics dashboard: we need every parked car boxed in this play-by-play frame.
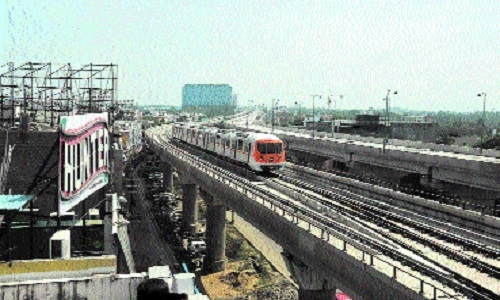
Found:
[188,240,206,256]
[149,172,163,179]
[170,211,182,223]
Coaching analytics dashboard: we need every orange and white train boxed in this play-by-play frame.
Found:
[172,123,285,172]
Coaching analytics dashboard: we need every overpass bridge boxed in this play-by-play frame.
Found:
[245,124,500,192]
[145,125,500,300]
[222,115,500,209]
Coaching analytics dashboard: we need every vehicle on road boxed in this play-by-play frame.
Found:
[188,240,206,256]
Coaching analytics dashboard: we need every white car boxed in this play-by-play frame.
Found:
[188,240,206,255]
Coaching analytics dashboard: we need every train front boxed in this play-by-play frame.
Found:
[253,138,286,172]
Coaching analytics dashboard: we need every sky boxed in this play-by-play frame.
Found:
[1,0,499,112]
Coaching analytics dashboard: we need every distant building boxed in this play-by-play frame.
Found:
[303,116,321,129]
[303,114,437,142]
[115,120,143,155]
[182,84,234,116]
[355,114,380,125]
[182,84,233,107]
[391,116,437,142]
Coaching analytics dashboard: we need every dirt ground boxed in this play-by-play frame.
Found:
[201,223,298,300]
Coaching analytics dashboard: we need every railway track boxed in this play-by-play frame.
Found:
[276,166,500,249]
[267,172,500,295]
[288,150,465,207]
[148,130,499,299]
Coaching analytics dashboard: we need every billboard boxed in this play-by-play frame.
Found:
[59,113,109,214]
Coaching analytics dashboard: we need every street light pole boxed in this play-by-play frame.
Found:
[328,95,333,137]
[311,95,321,138]
[272,99,279,133]
[271,99,274,133]
[294,101,302,116]
[328,94,343,136]
[382,90,397,153]
[312,95,315,138]
[477,92,487,152]
[246,99,253,129]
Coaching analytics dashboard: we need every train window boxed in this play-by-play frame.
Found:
[271,143,283,153]
[237,140,243,151]
[270,144,277,153]
[257,143,266,153]
[257,142,283,154]
[225,139,230,148]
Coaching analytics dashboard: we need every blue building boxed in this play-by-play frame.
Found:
[182,84,234,116]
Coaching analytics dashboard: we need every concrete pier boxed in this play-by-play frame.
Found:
[152,134,429,300]
[286,252,336,300]
[298,288,336,300]
[204,203,226,273]
[103,194,116,255]
[182,184,198,235]
[162,163,174,193]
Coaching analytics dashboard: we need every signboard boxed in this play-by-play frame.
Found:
[59,113,109,214]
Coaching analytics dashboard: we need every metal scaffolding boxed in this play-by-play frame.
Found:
[0,62,118,127]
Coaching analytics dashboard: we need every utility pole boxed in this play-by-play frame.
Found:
[10,63,14,127]
[477,92,487,153]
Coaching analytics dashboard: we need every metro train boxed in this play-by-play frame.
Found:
[172,123,286,172]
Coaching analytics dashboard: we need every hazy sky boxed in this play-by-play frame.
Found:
[1,0,499,112]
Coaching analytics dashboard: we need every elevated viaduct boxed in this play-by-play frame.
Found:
[277,131,500,191]
[146,128,444,300]
[229,124,500,207]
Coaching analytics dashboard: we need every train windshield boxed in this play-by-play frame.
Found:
[257,142,283,154]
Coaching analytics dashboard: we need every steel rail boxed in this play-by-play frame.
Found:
[280,167,500,256]
[273,173,500,293]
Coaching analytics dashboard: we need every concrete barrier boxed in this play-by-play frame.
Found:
[276,131,500,191]
[0,272,144,300]
[0,256,117,283]
[272,125,500,158]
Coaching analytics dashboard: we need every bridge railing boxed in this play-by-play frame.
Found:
[146,129,466,300]
[273,125,500,158]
